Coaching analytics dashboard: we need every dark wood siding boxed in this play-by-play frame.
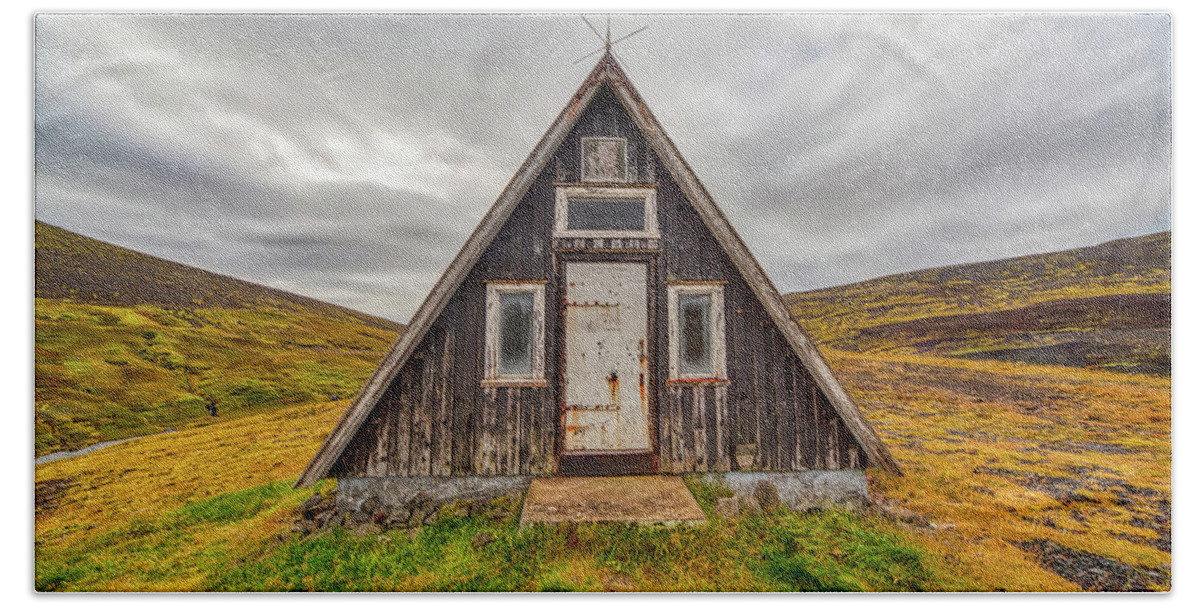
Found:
[333,84,868,478]
[653,172,868,472]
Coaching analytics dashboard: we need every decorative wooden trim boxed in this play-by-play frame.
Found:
[666,280,727,286]
[485,279,549,285]
[553,185,660,239]
[552,237,661,252]
[483,282,546,384]
[666,378,731,387]
[554,181,659,189]
[667,283,727,382]
[480,378,549,388]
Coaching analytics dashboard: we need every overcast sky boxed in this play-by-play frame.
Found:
[34,13,1171,322]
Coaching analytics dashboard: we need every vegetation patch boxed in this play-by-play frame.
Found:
[209,504,942,592]
[35,477,76,516]
[1013,539,1168,591]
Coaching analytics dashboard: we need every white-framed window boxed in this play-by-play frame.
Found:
[667,283,727,381]
[554,185,659,239]
[581,137,628,182]
[483,281,547,386]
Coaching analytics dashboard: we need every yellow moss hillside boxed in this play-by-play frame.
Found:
[35,299,398,456]
[829,349,1170,590]
[36,399,345,546]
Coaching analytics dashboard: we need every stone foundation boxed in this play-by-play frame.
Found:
[291,476,531,536]
[700,470,869,510]
[336,475,531,513]
[291,472,869,536]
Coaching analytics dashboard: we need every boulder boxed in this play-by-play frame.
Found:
[299,493,324,519]
[753,480,782,512]
[358,496,381,516]
[715,497,740,519]
[314,509,337,529]
[740,495,762,515]
[347,509,372,527]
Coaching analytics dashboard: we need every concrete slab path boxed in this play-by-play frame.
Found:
[520,475,707,527]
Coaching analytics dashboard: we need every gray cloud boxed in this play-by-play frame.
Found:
[34,13,1171,321]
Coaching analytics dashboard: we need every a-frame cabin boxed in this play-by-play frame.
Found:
[295,53,900,496]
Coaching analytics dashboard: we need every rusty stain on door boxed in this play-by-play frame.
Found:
[562,262,651,452]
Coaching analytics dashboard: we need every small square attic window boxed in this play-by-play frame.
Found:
[581,137,628,182]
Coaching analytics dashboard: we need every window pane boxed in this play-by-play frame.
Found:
[679,293,712,376]
[566,198,645,231]
[499,292,534,375]
[582,138,627,182]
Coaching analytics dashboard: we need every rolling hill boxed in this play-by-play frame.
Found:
[786,232,1171,375]
[35,221,399,330]
[34,221,403,456]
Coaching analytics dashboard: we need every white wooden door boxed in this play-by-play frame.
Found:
[562,262,651,452]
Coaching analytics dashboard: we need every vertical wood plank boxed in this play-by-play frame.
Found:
[523,388,535,475]
[414,348,435,475]
[670,385,681,472]
[393,365,415,476]
[773,347,790,471]
[505,387,518,475]
[479,387,498,475]
[538,388,550,474]
[811,383,822,470]
[751,339,763,469]
[792,362,801,470]
[364,413,383,477]
[693,385,707,471]
[828,412,840,469]
[434,328,454,476]
[714,384,728,471]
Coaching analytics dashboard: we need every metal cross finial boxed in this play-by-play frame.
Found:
[574,16,647,65]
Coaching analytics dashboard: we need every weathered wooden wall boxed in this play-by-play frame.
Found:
[652,174,868,472]
[333,85,867,479]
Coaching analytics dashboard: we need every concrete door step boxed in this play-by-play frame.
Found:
[519,475,707,528]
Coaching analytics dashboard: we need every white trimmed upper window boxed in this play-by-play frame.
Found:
[483,282,546,386]
[554,185,659,239]
[581,137,628,182]
[667,283,727,381]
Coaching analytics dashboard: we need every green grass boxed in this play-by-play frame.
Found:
[36,475,946,592]
[230,504,942,592]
